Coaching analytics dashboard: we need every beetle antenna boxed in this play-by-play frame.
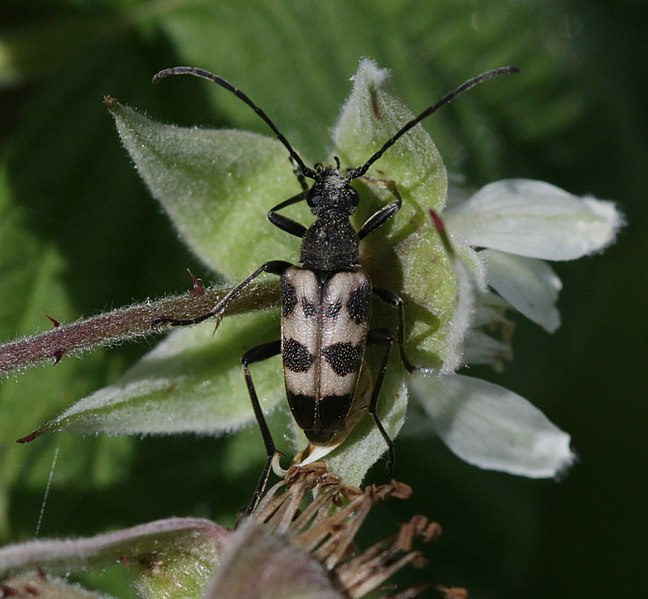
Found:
[347,65,520,180]
[153,66,317,180]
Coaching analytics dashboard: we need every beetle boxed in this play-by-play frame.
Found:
[152,64,518,509]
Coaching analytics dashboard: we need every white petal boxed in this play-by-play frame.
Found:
[471,290,510,327]
[446,179,623,260]
[463,330,511,366]
[482,249,562,333]
[410,371,574,477]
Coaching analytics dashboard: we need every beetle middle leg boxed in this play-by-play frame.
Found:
[153,260,292,328]
[240,339,282,515]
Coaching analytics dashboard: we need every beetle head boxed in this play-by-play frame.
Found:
[307,164,360,217]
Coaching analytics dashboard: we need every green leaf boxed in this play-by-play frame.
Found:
[333,59,447,210]
[0,164,127,539]
[108,100,304,280]
[31,315,283,439]
[0,15,123,86]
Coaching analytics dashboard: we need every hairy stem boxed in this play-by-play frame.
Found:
[0,281,279,376]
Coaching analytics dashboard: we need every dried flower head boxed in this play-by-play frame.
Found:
[209,463,463,599]
[0,465,461,598]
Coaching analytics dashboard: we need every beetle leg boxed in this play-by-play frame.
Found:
[372,287,417,372]
[289,156,310,192]
[267,190,308,238]
[357,179,403,240]
[240,339,282,516]
[366,327,397,473]
[153,260,291,328]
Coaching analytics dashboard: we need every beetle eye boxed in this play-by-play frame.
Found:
[307,189,322,208]
[349,187,359,207]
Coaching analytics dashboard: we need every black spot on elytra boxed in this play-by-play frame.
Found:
[322,342,363,376]
[286,391,316,430]
[324,299,342,319]
[319,393,353,432]
[281,278,297,316]
[347,283,371,324]
[283,337,314,372]
[301,296,318,318]
[287,391,346,443]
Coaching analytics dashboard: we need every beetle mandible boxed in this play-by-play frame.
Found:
[152,64,519,509]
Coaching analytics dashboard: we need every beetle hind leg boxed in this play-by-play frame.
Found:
[365,327,398,474]
[240,339,282,516]
[372,287,418,373]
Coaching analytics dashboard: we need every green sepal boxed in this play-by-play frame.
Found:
[0,517,229,599]
[107,98,305,280]
[28,314,282,438]
[332,59,459,369]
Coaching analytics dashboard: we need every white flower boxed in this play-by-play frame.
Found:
[410,178,623,477]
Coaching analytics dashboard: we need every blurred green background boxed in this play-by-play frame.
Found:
[0,1,645,597]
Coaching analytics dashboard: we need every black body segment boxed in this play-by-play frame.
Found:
[281,266,371,444]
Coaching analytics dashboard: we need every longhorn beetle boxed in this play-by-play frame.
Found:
[152,64,518,511]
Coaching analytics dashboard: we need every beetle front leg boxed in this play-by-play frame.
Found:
[240,339,282,516]
[357,179,403,240]
[266,190,308,238]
